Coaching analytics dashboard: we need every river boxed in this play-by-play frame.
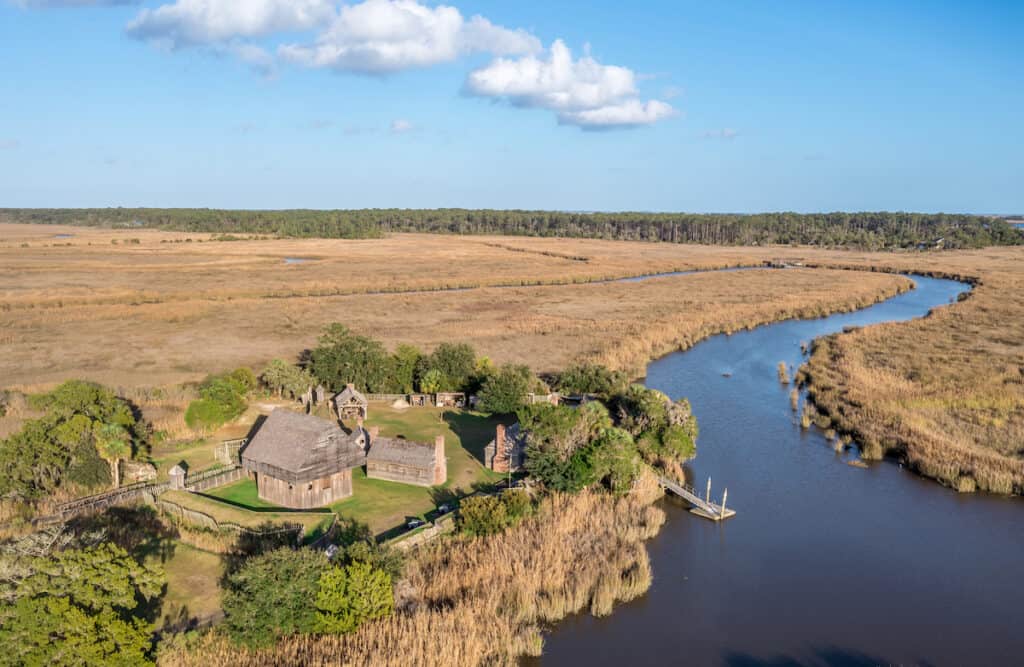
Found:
[533,275,1024,666]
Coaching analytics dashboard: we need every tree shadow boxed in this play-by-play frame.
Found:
[192,490,332,515]
[65,505,178,564]
[242,414,267,444]
[333,516,372,546]
[442,410,509,465]
[376,517,428,543]
[221,522,304,578]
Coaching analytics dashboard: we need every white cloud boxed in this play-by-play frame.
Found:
[279,0,540,74]
[465,40,676,129]
[118,1,675,131]
[389,118,413,134]
[229,42,276,77]
[561,100,676,130]
[126,0,334,47]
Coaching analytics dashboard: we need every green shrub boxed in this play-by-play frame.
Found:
[458,496,509,537]
[65,441,112,489]
[184,399,228,431]
[501,489,532,521]
[556,363,628,397]
[223,548,326,648]
[315,562,393,635]
[477,364,534,414]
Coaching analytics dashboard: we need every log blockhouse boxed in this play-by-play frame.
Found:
[241,409,366,509]
[367,434,447,487]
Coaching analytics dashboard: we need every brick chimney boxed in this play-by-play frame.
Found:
[347,383,355,390]
[434,435,447,485]
[493,424,508,473]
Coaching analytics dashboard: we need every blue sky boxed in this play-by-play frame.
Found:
[1,0,1021,212]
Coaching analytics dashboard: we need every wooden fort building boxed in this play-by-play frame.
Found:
[241,409,367,509]
[366,434,447,487]
[334,384,369,420]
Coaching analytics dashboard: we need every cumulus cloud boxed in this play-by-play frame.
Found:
[126,0,334,47]
[118,1,674,131]
[279,0,540,74]
[464,40,675,129]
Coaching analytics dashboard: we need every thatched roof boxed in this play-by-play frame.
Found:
[241,409,366,484]
[367,436,437,469]
[335,384,368,406]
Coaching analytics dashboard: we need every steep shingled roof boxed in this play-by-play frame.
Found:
[241,409,366,484]
[367,436,437,469]
[335,384,368,406]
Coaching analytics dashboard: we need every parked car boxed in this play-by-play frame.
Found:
[406,518,425,530]
[324,544,339,560]
[437,504,451,514]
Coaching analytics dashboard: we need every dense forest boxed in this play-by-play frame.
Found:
[2,208,1020,250]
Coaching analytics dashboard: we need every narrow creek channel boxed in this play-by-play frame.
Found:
[531,275,1024,666]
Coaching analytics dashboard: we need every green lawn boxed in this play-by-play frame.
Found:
[353,405,508,490]
[162,407,510,540]
[149,542,224,629]
[149,438,217,480]
[331,467,438,536]
[204,478,280,509]
[331,405,508,536]
[160,489,332,535]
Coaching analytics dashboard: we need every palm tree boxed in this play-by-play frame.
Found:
[95,423,131,489]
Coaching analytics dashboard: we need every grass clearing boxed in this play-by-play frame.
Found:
[204,479,281,509]
[159,489,332,534]
[150,541,224,629]
[150,439,217,479]
[334,406,505,536]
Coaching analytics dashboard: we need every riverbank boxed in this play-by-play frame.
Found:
[535,272,1024,666]
[791,250,1024,496]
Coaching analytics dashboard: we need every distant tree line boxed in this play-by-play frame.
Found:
[2,208,1021,250]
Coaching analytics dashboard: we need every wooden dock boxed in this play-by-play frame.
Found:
[658,476,736,521]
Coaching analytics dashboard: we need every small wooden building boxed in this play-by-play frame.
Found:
[241,409,366,509]
[334,384,369,420]
[435,392,466,408]
[366,434,446,487]
[484,423,527,473]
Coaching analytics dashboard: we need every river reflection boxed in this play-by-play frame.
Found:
[532,276,1023,667]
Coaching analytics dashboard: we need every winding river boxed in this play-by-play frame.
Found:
[533,275,1024,666]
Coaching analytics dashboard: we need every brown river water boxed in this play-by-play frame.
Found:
[530,275,1023,667]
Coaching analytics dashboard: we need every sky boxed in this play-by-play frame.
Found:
[0,0,1021,212]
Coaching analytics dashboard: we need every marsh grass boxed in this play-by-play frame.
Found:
[799,250,1024,494]
[0,227,912,389]
[158,480,666,666]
